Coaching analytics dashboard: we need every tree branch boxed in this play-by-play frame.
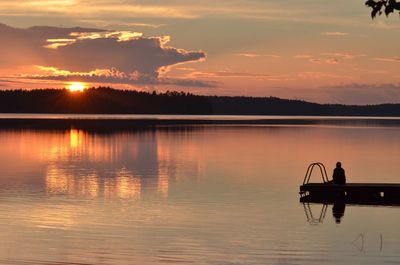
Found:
[365,0,400,18]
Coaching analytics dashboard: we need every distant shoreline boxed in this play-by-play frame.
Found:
[1,115,400,131]
[2,114,400,120]
[1,88,400,116]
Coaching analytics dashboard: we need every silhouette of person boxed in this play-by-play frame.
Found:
[332,161,346,185]
[332,200,346,224]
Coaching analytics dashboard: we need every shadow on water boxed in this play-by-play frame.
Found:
[2,115,400,133]
[0,120,210,135]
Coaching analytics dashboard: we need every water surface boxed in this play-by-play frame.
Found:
[0,121,400,264]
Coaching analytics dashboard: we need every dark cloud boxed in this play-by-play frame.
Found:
[0,23,102,68]
[25,72,216,88]
[0,78,33,87]
[0,23,207,87]
[188,70,273,78]
[318,83,400,105]
[44,35,205,77]
[269,83,400,105]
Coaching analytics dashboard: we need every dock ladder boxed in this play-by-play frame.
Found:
[303,162,329,185]
[300,162,330,196]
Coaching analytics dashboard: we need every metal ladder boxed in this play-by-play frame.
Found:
[302,162,329,185]
[302,202,328,224]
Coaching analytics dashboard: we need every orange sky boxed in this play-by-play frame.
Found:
[0,0,399,104]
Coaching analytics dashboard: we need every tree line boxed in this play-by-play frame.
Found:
[0,87,399,116]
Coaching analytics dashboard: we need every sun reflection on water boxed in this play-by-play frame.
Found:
[45,166,142,199]
[2,129,206,201]
[104,168,142,200]
[46,165,99,198]
[70,128,83,148]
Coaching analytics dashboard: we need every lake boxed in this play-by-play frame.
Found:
[0,115,399,264]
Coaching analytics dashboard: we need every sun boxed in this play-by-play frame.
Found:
[67,82,87,92]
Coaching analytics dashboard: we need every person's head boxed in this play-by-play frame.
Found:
[336,161,342,168]
[333,201,345,224]
[334,216,342,224]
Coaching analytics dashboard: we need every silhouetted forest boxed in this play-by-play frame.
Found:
[0,87,400,116]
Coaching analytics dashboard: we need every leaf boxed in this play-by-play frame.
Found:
[372,5,382,18]
[365,0,377,7]
[385,5,395,15]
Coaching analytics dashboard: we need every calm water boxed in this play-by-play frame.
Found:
[0,119,400,264]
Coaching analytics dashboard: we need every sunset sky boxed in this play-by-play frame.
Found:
[0,0,399,104]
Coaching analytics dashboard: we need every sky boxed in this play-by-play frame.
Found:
[0,0,399,104]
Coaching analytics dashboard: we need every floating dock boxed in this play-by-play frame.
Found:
[300,183,400,204]
[299,162,400,204]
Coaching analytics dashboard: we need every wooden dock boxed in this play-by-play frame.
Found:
[299,163,400,205]
[300,183,400,202]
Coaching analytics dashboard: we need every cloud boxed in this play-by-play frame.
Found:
[76,19,167,29]
[320,52,366,60]
[0,0,374,28]
[321,31,349,36]
[268,83,400,105]
[308,58,339,65]
[188,70,272,78]
[23,67,216,87]
[294,55,312,59]
[0,23,207,87]
[0,1,196,19]
[109,22,166,28]
[236,53,281,58]
[297,71,353,79]
[0,0,391,30]
[299,52,366,65]
[317,83,400,104]
[0,77,51,89]
[374,57,400,63]
[186,70,291,81]
[0,79,17,84]
[0,77,38,84]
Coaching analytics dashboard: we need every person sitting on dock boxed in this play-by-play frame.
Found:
[331,162,346,185]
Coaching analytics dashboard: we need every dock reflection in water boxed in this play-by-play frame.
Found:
[302,196,400,225]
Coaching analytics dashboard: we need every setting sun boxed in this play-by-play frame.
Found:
[67,82,87,92]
